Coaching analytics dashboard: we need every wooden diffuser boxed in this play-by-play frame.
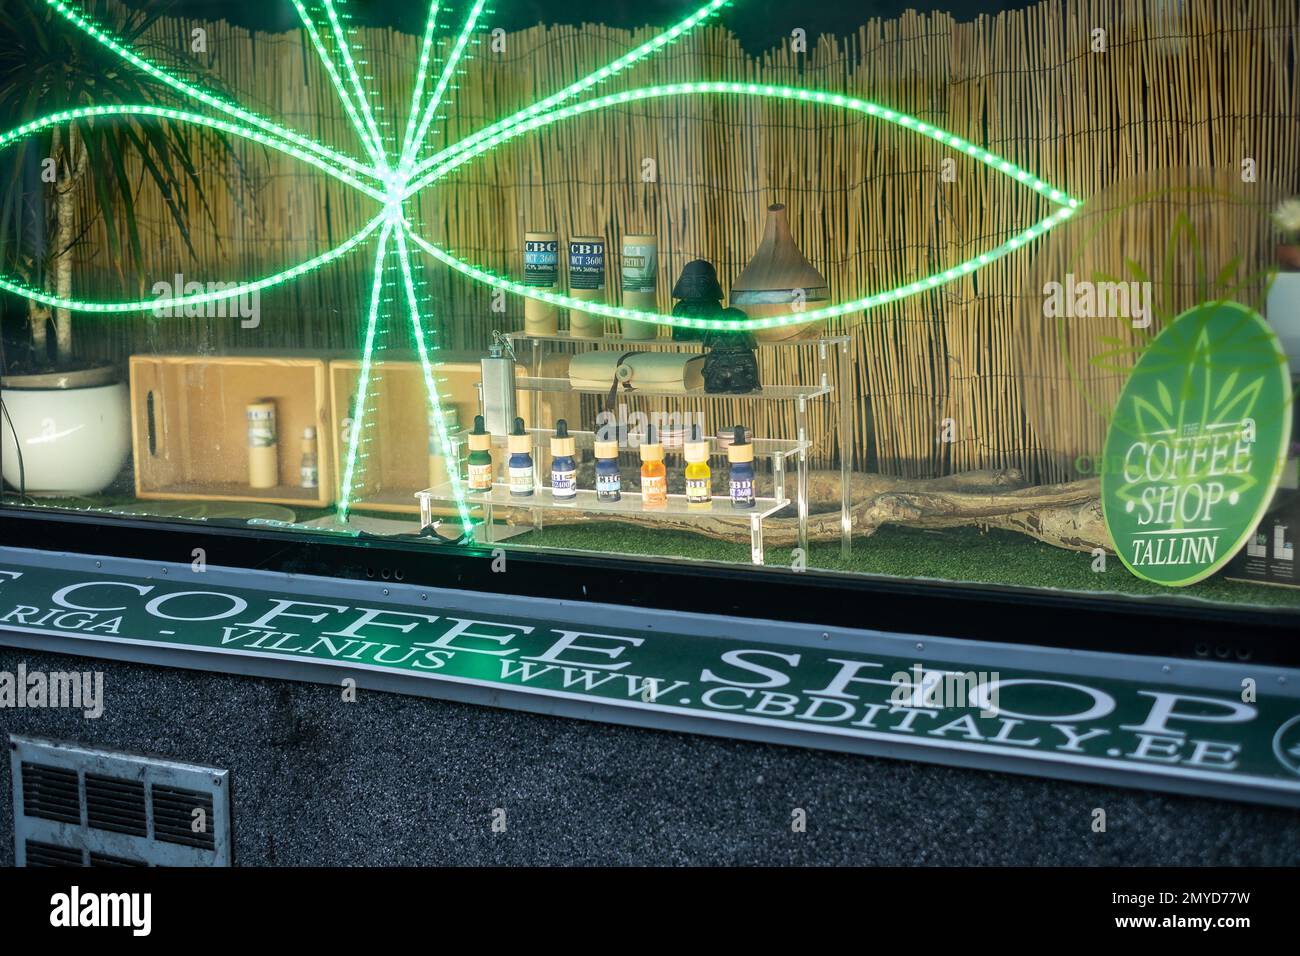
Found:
[730,203,829,343]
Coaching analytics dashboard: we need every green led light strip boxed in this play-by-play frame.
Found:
[338,221,395,520]
[0,210,386,313]
[4,0,1083,528]
[408,207,1076,332]
[408,80,1079,205]
[45,0,383,184]
[0,104,387,202]
[406,0,729,180]
[290,0,385,167]
[398,1,442,166]
[394,225,474,530]
[401,0,486,172]
[401,81,1079,331]
[320,0,390,170]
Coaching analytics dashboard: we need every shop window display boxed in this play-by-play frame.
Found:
[0,0,1296,612]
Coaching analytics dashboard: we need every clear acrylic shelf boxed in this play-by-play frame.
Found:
[505,329,852,350]
[447,425,810,460]
[501,330,855,557]
[514,375,832,402]
[416,482,788,565]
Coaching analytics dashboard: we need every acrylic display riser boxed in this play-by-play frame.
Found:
[415,330,852,560]
[417,479,789,566]
[497,329,854,558]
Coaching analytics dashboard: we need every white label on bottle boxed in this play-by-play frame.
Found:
[596,474,621,500]
[524,240,559,287]
[300,465,318,489]
[730,478,755,504]
[552,468,577,498]
[509,466,534,495]
[247,407,276,447]
[642,474,667,503]
[469,462,493,491]
[686,478,711,503]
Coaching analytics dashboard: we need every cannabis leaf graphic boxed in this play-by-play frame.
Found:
[0,0,1078,522]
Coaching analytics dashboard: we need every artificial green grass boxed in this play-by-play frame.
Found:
[9,494,1298,610]
[507,521,1300,610]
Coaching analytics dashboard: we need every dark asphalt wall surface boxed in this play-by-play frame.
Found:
[1,647,1297,866]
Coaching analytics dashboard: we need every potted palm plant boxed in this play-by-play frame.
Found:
[0,1,227,495]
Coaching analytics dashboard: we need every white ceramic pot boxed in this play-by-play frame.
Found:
[1,367,131,496]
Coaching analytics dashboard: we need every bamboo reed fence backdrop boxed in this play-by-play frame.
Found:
[68,0,1300,484]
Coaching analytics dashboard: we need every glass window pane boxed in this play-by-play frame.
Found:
[2,0,1296,617]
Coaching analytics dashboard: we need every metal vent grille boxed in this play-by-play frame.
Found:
[85,774,148,837]
[152,786,216,850]
[20,762,80,825]
[11,736,231,867]
[89,851,148,867]
[25,840,83,867]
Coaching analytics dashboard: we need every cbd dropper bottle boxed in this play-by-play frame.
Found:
[594,425,622,502]
[728,426,755,509]
[684,424,712,507]
[550,419,577,500]
[507,417,534,497]
[467,415,493,493]
[639,424,667,508]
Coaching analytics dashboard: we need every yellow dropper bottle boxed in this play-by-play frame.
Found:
[684,424,712,507]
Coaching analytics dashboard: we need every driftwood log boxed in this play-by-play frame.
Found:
[509,467,1110,553]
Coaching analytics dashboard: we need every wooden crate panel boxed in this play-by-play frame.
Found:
[129,355,333,508]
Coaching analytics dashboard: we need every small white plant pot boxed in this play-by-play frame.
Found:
[1,368,131,496]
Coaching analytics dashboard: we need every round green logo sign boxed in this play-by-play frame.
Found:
[1102,301,1293,586]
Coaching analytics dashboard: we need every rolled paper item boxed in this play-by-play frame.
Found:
[524,230,560,335]
[620,290,658,341]
[568,236,606,338]
[569,310,605,338]
[568,350,705,391]
[730,203,829,343]
[620,233,658,340]
[299,426,319,489]
[246,399,279,489]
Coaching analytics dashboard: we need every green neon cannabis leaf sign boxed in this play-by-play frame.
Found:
[1102,301,1292,586]
[0,0,1079,523]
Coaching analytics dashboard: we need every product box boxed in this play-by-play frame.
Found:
[1225,489,1299,588]
[1224,379,1300,588]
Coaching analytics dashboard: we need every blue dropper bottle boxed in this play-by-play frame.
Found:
[507,417,534,497]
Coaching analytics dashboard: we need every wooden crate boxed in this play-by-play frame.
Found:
[129,355,334,507]
[327,355,494,515]
[326,353,581,515]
